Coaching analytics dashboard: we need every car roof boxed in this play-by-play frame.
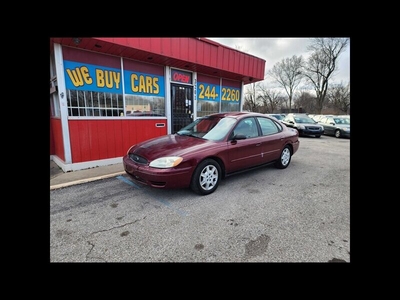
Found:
[287,113,310,116]
[207,111,267,119]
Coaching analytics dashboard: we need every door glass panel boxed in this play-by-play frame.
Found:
[171,84,193,133]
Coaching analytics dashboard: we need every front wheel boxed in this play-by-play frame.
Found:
[190,159,221,195]
[274,145,292,169]
[335,130,341,138]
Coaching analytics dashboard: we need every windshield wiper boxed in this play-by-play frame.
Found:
[176,131,201,138]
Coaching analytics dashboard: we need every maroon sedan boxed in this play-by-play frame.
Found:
[123,112,300,195]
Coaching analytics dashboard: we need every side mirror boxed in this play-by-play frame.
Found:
[233,134,247,140]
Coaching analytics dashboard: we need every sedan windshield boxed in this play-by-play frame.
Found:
[333,117,350,125]
[294,116,316,123]
[177,116,237,141]
[270,114,283,120]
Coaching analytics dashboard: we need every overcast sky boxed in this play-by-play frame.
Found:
[207,37,350,87]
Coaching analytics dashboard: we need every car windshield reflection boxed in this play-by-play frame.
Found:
[333,118,350,125]
[177,116,236,141]
[294,117,315,123]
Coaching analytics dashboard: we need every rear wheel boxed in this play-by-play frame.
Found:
[190,159,221,195]
[274,145,292,169]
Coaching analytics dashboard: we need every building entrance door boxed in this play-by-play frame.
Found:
[171,84,193,133]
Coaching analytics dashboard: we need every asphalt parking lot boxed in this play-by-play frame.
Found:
[50,136,350,263]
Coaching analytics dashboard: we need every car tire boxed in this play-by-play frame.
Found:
[274,145,292,169]
[190,159,221,195]
[335,130,341,138]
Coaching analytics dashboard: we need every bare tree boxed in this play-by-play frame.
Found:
[303,38,349,114]
[257,83,283,113]
[267,55,304,113]
[294,90,317,113]
[243,82,259,112]
[326,81,350,114]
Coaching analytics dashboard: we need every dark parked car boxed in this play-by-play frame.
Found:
[282,114,324,138]
[318,116,350,138]
[123,112,300,195]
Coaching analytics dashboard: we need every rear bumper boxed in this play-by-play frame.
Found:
[292,140,300,154]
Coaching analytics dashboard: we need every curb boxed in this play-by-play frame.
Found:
[50,171,126,190]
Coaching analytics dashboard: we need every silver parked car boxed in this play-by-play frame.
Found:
[318,116,350,138]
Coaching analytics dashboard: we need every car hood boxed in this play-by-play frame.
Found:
[131,134,217,160]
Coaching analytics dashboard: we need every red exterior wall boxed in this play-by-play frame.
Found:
[68,119,167,163]
[61,45,168,164]
[50,117,65,161]
[62,46,121,68]
[50,128,54,155]
[222,78,241,88]
[50,108,55,155]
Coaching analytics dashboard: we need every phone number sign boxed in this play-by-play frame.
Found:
[196,82,241,102]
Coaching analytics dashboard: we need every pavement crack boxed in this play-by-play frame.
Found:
[84,217,146,262]
[88,216,146,236]
[86,241,107,262]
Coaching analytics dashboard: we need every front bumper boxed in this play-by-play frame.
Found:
[122,155,193,189]
[298,128,323,137]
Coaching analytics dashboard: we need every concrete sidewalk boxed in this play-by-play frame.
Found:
[50,160,125,190]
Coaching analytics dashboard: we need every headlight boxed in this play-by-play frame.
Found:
[297,125,305,130]
[343,127,350,132]
[149,156,183,168]
[320,125,324,130]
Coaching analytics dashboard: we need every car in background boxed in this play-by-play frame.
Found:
[318,116,350,138]
[265,113,284,122]
[311,114,334,123]
[311,114,323,122]
[282,113,324,138]
[123,112,300,195]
